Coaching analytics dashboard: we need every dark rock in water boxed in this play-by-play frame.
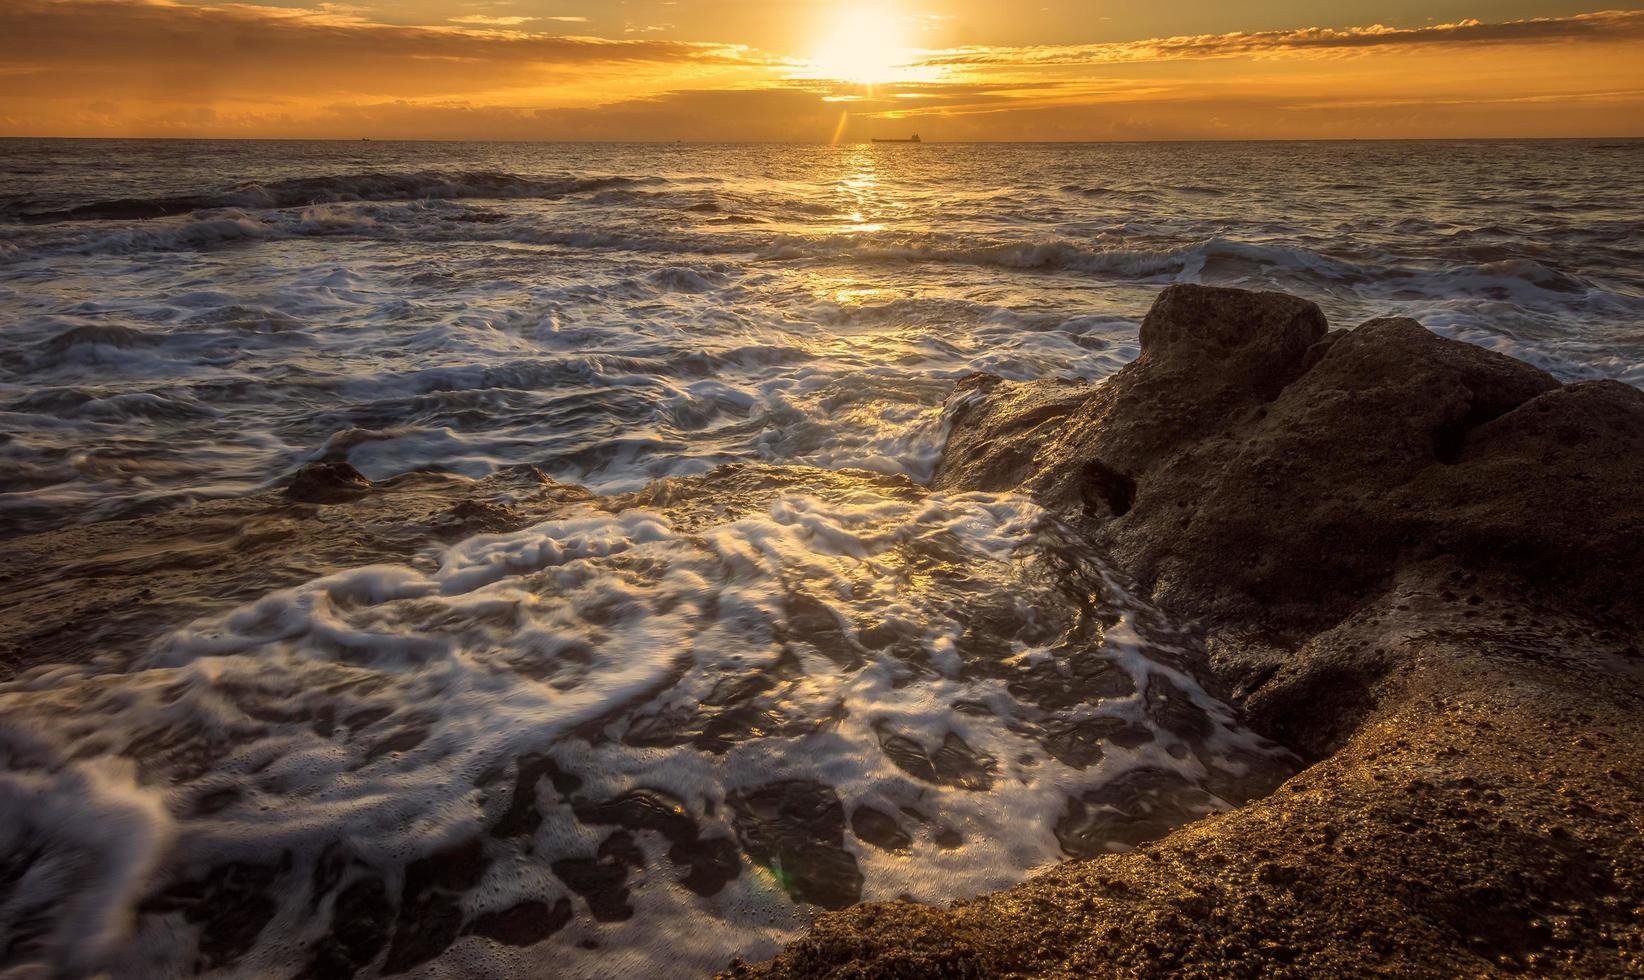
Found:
[551,846,637,922]
[141,858,288,971]
[42,322,153,352]
[468,897,574,947]
[1141,672,1213,748]
[490,752,582,840]
[784,591,863,668]
[729,780,863,910]
[573,789,742,896]
[671,836,744,897]
[620,647,811,754]
[1054,767,1218,857]
[876,729,997,791]
[382,839,489,975]
[850,806,912,853]
[1033,715,1153,770]
[434,497,527,538]
[575,789,700,845]
[286,461,375,503]
[307,876,394,978]
[735,286,1644,980]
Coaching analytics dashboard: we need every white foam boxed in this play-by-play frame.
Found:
[0,490,1291,976]
[0,730,174,977]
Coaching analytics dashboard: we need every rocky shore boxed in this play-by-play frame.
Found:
[3,285,1640,977]
[731,284,1644,977]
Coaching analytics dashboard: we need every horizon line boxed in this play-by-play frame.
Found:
[1,135,1641,145]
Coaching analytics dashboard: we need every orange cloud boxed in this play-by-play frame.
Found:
[0,0,771,101]
[0,1,1639,140]
[920,9,1644,67]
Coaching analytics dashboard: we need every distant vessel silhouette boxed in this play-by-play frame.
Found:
[872,134,922,143]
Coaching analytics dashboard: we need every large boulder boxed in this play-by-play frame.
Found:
[936,285,1644,749]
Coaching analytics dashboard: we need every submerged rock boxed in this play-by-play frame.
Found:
[285,461,375,503]
[729,781,864,911]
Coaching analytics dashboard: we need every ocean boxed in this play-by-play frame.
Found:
[0,138,1640,977]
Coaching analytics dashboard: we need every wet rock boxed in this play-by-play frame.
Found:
[1053,767,1219,857]
[728,781,863,910]
[1035,716,1154,770]
[622,649,807,754]
[286,461,375,503]
[551,845,637,922]
[1142,673,1213,748]
[382,839,489,975]
[468,897,574,947]
[41,323,151,352]
[434,498,527,539]
[1006,651,1136,712]
[671,836,744,897]
[575,790,698,846]
[489,752,582,839]
[573,789,742,896]
[877,729,996,791]
[850,806,912,853]
[784,591,862,668]
[307,876,394,979]
[141,858,288,971]
[936,284,1644,752]
[930,733,997,791]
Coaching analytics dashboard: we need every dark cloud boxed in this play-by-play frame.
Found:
[0,0,769,100]
[920,9,1644,67]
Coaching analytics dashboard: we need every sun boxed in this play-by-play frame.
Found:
[808,9,916,85]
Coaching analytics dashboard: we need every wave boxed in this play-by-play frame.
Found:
[17,171,656,222]
[7,193,1636,318]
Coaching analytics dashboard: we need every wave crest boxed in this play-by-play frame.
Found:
[21,171,654,222]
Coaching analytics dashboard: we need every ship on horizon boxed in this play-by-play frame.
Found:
[871,134,922,143]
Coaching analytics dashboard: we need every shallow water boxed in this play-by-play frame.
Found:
[0,139,1640,977]
[1,471,1294,976]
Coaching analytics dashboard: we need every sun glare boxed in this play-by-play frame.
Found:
[808,10,916,85]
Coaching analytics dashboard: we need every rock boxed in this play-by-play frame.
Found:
[285,461,375,503]
[728,780,863,911]
[140,859,287,971]
[1053,767,1219,857]
[573,789,742,896]
[935,285,1644,749]
[306,876,394,978]
[381,838,490,975]
[468,897,573,948]
[551,846,638,923]
[736,286,1644,980]
[876,729,997,791]
[850,807,912,853]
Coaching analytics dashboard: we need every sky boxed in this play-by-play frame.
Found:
[1,0,1641,140]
